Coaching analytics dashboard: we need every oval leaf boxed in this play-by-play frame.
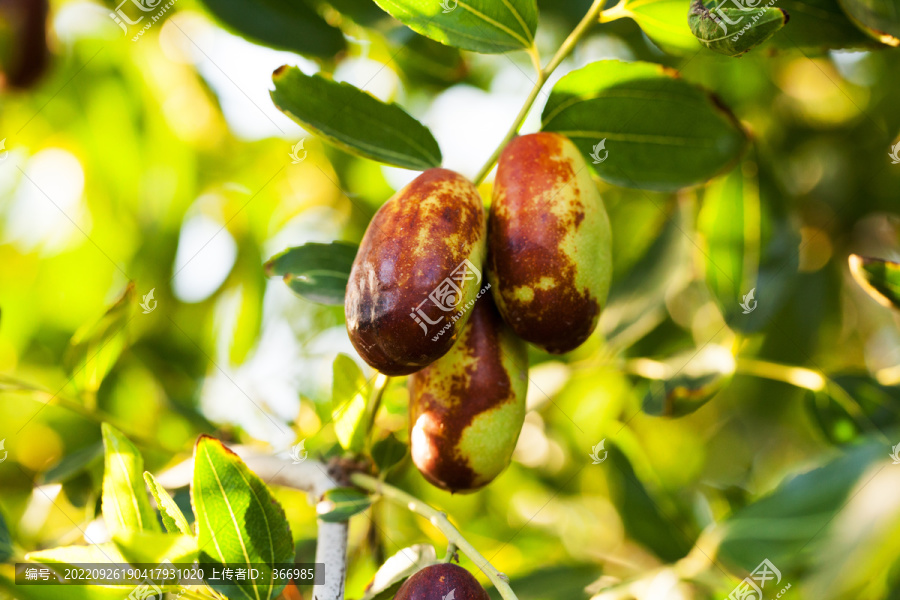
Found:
[640,346,736,417]
[197,0,346,58]
[765,0,872,48]
[849,254,900,309]
[112,531,197,565]
[541,60,748,191]
[144,472,192,535]
[316,487,372,522]
[191,436,294,600]
[837,0,900,45]
[698,163,799,333]
[622,0,702,53]
[372,0,538,53]
[271,66,442,170]
[332,354,370,453]
[371,433,408,473]
[265,241,358,306]
[66,284,134,396]
[718,442,885,573]
[688,0,788,56]
[101,424,160,537]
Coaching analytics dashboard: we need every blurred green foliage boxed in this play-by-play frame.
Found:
[0,0,899,599]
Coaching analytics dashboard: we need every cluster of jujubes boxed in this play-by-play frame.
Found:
[346,132,612,493]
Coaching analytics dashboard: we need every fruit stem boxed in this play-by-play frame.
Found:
[365,373,391,448]
[350,473,520,600]
[471,0,607,186]
[443,541,459,563]
[599,0,630,23]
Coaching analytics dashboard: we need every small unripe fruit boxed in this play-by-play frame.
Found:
[409,295,527,493]
[345,168,487,376]
[488,132,612,354]
[395,563,489,600]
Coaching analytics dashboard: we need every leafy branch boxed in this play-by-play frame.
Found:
[472,0,607,185]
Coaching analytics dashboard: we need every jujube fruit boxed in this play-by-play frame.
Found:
[345,168,487,376]
[409,295,527,493]
[488,132,612,354]
[394,563,489,600]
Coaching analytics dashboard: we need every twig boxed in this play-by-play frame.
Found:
[350,473,518,600]
[472,0,607,185]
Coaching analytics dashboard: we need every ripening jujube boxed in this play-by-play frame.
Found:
[394,563,490,600]
[488,132,612,354]
[408,295,527,493]
[344,168,487,376]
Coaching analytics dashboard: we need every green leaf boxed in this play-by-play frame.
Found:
[601,200,692,343]
[101,423,160,537]
[606,441,694,561]
[641,346,736,417]
[837,0,900,45]
[113,531,197,565]
[41,442,103,484]
[332,354,370,453]
[718,441,886,573]
[264,241,358,306]
[849,254,900,309]
[805,374,900,444]
[765,0,873,48]
[388,27,468,87]
[0,574,133,600]
[196,0,345,58]
[66,284,133,396]
[688,0,788,56]
[372,0,538,53]
[191,435,294,600]
[316,487,372,522]
[271,66,442,170]
[698,164,799,333]
[145,472,192,535]
[541,60,748,191]
[26,543,127,566]
[622,0,702,53]
[371,433,408,473]
[362,544,437,600]
[0,508,12,562]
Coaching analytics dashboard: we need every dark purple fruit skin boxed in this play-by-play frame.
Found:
[395,564,490,600]
[345,168,487,376]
